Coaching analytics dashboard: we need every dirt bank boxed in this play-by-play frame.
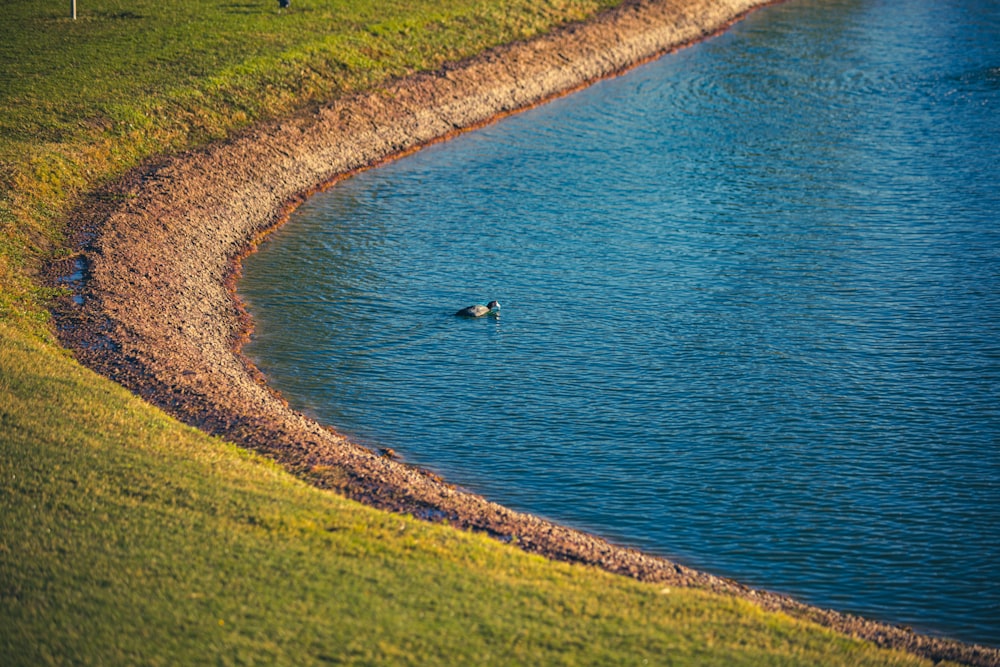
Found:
[53,0,999,664]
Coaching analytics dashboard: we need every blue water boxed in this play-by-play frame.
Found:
[240,0,1000,646]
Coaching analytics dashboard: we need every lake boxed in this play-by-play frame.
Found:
[241,0,1000,646]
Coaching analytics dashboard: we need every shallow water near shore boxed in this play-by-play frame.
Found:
[241,0,1000,646]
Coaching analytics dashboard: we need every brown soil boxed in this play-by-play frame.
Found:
[52,0,1000,664]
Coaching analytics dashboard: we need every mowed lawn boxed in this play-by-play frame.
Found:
[0,0,947,664]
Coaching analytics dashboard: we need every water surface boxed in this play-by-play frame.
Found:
[242,0,1000,646]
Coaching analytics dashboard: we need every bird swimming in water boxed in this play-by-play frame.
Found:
[455,300,500,317]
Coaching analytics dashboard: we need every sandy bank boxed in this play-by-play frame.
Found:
[54,0,999,664]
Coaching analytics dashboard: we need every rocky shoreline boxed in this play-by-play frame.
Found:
[53,0,999,664]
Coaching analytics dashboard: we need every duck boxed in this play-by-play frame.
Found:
[455,300,500,317]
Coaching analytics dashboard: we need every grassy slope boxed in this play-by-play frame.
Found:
[0,0,946,663]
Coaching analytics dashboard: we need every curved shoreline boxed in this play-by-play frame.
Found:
[53,0,998,664]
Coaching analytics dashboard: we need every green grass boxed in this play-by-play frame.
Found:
[0,0,956,663]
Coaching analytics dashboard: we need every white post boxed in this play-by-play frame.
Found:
[71,0,76,19]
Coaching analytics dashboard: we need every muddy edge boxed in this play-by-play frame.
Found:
[53,0,999,664]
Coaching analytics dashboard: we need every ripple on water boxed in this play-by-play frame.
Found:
[242,0,1000,648]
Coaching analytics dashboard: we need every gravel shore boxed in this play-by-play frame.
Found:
[54,0,999,664]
